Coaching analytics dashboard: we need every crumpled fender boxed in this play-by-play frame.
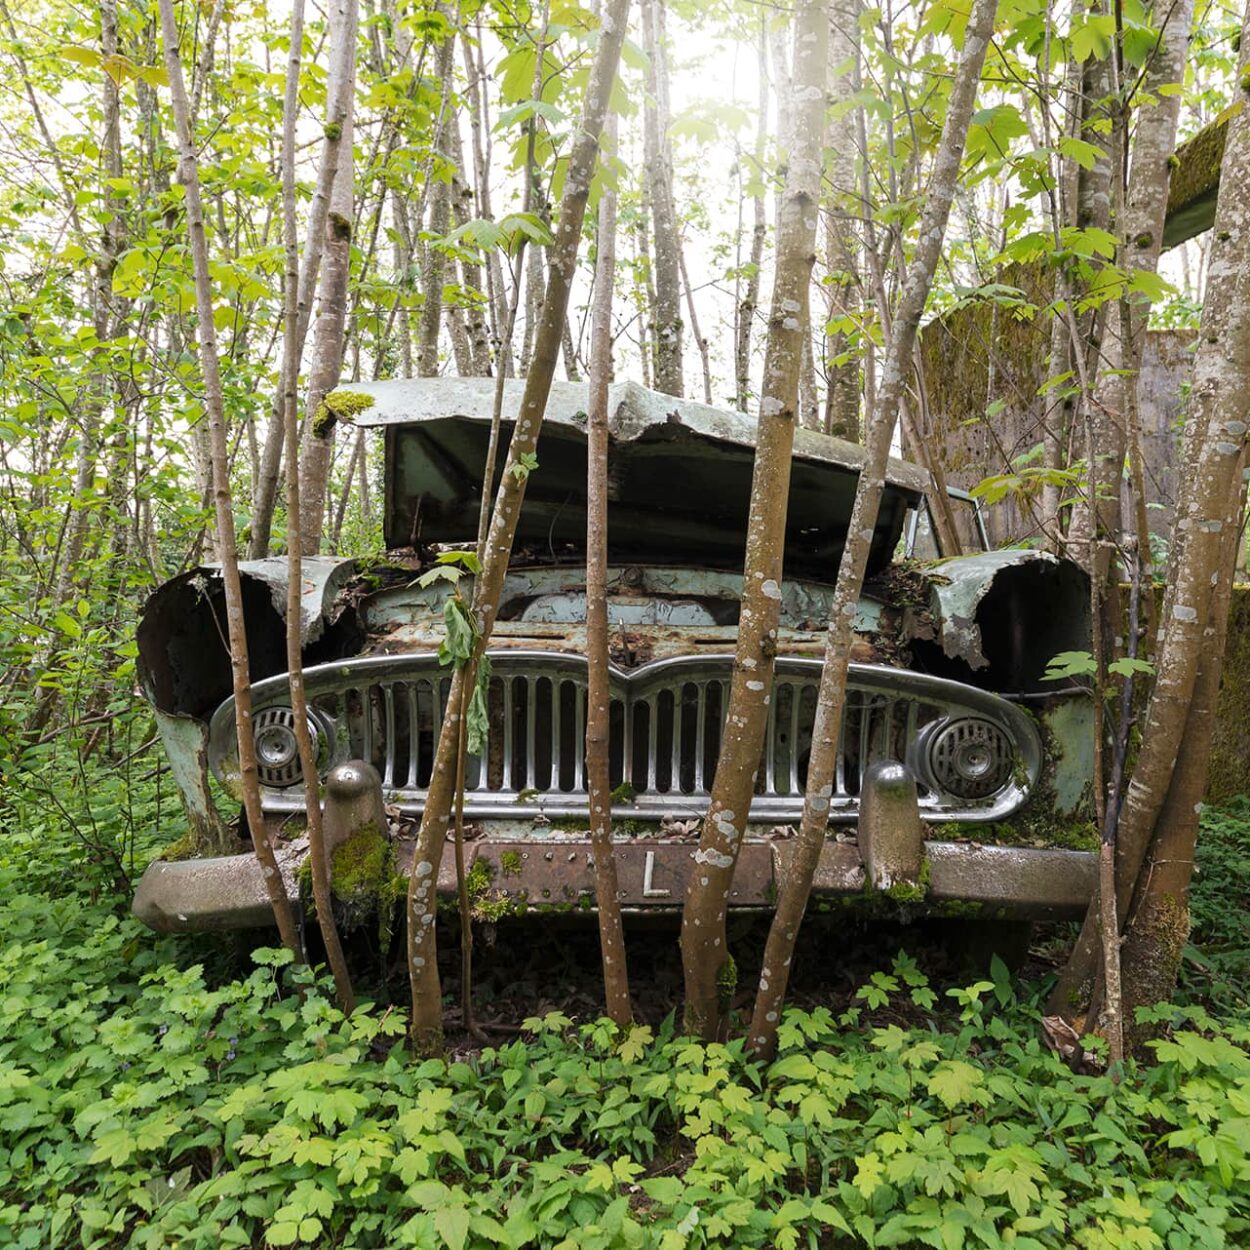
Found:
[921,549,1090,690]
[137,556,359,720]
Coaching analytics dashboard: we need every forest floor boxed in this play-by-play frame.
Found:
[2,758,1249,1249]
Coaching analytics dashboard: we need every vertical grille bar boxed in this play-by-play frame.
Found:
[646,694,658,791]
[525,675,537,790]
[406,683,419,786]
[764,688,777,795]
[789,683,802,795]
[551,678,563,792]
[383,684,397,786]
[573,681,585,791]
[502,678,514,791]
[621,690,634,792]
[360,687,374,765]
[694,683,707,792]
[670,686,683,793]
[834,697,848,796]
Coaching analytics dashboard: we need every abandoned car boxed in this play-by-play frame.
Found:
[132,378,1097,934]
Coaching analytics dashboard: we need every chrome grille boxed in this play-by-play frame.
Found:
[209,652,1041,823]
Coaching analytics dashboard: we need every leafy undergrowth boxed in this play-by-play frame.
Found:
[1180,796,1250,1010]
[2,795,1250,1249]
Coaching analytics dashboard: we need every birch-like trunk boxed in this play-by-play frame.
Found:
[1119,485,1242,1035]
[678,0,826,1041]
[157,0,302,957]
[747,0,998,1057]
[280,0,355,1011]
[298,0,359,556]
[416,22,456,377]
[1052,9,1250,1013]
[641,0,683,395]
[1071,0,1194,562]
[823,0,861,441]
[734,17,769,411]
[585,110,632,1027]
[249,0,357,558]
[405,0,631,1055]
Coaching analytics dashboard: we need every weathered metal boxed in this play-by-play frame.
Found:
[345,378,929,577]
[323,761,388,854]
[131,378,1098,933]
[857,761,925,891]
[133,829,1095,931]
[205,652,1043,825]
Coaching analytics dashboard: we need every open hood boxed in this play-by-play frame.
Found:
[345,378,931,579]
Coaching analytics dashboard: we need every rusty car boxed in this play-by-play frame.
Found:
[132,378,1097,935]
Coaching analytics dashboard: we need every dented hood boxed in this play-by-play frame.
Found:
[343,378,931,579]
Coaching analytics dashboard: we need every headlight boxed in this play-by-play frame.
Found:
[924,716,1014,800]
[252,706,320,788]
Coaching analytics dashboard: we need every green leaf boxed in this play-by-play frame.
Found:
[1041,650,1097,681]
[1058,136,1105,170]
[1070,13,1116,60]
[927,1060,985,1109]
[467,655,491,755]
[438,596,477,669]
[435,1202,471,1250]
[1108,656,1155,678]
[508,451,539,482]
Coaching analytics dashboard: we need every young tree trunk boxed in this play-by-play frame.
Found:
[585,110,632,1027]
[1119,492,1241,1036]
[280,0,355,1011]
[462,28,511,371]
[416,22,456,376]
[678,0,827,1041]
[824,0,861,441]
[406,0,631,1055]
[249,2,357,558]
[679,249,713,404]
[747,0,998,1057]
[641,0,683,395]
[1052,11,1250,1016]
[298,0,359,556]
[1071,0,1194,570]
[157,0,302,957]
[734,16,769,412]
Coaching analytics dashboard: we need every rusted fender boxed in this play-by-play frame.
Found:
[923,548,1090,683]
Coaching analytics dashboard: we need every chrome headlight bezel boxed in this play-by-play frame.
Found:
[911,714,1018,803]
[210,703,331,790]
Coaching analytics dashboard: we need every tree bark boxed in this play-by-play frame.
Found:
[1071,0,1194,585]
[747,0,998,1057]
[249,0,357,558]
[585,108,632,1027]
[1052,7,1250,1013]
[298,0,359,556]
[824,0,861,441]
[406,0,631,1055]
[734,16,769,412]
[280,0,355,1011]
[641,0,683,395]
[158,0,302,957]
[416,19,456,377]
[679,0,827,1041]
